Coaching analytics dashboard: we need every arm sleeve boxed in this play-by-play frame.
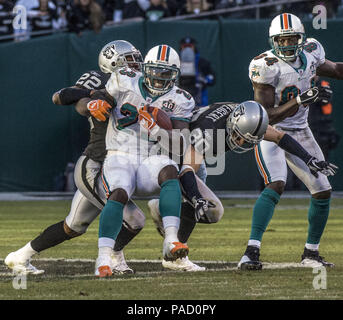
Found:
[248,56,279,87]
[171,94,195,122]
[305,38,326,67]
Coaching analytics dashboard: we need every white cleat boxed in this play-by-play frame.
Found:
[148,199,165,237]
[5,251,44,275]
[95,254,114,277]
[111,250,134,274]
[162,256,206,272]
[163,240,189,261]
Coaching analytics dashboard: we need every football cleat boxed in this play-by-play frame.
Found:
[4,251,44,275]
[163,240,189,261]
[111,250,134,274]
[162,256,206,272]
[238,245,263,270]
[148,199,165,237]
[95,254,114,277]
[300,248,334,268]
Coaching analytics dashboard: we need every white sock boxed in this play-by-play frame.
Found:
[164,226,179,243]
[305,243,319,251]
[98,237,115,250]
[18,242,37,260]
[248,239,261,249]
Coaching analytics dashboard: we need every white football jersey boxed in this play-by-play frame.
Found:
[105,67,195,155]
[249,38,325,129]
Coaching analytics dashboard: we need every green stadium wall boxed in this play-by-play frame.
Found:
[0,19,342,191]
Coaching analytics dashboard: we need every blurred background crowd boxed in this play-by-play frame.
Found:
[1,0,343,41]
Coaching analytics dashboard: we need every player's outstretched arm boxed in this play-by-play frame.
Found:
[317,59,343,80]
[180,145,215,221]
[264,125,338,177]
[52,86,92,106]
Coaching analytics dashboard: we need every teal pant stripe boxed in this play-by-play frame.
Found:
[159,179,182,218]
[307,197,331,244]
[256,144,271,184]
[98,200,124,240]
[249,188,280,241]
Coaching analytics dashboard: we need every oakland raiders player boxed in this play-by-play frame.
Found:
[89,45,195,277]
[239,13,342,270]
[148,100,337,271]
[5,40,145,275]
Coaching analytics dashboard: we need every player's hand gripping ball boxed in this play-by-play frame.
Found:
[138,106,172,135]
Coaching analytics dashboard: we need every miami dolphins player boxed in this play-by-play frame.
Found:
[239,13,343,270]
[147,100,337,271]
[92,45,196,277]
[5,40,145,275]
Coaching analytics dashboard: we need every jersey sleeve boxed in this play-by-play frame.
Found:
[171,89,195,122]
[304,38,326,67]
[74,70,106,90]
[105,71,121,99]
[248,54,280,87]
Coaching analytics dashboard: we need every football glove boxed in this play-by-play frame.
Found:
[138,105,160,135]
[296,87,319,106]
[87,99,112,122]
[318,84,333,104]
[306,157,338,178]
[192,197,216,222]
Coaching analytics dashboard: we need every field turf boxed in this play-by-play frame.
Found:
[0,198,342,300]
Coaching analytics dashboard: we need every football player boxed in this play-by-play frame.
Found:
[147,100,337,270]
[86,44,196,277]
[239,13,343,270]
[5,40,145,275]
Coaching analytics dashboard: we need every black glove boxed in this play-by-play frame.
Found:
[318,84,333,104]
[192,197,216,222]
[296,87,319,106]
[306,157,338,178]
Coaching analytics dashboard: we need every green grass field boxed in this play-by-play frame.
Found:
[0,198,343,300]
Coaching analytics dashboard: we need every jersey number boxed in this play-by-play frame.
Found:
[280,85,300,105]
[116,103,138,130]
[76,73,102,89]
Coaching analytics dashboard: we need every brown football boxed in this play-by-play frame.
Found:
[146,106,173,131]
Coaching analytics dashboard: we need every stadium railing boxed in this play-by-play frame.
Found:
[0,0,314,42]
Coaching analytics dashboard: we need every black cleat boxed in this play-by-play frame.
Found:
[238,245,263,270]
[301,247,334,268]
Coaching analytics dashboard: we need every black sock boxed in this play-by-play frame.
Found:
[30,221,72,252]
[113,222,142,252]
[178,202,197,243]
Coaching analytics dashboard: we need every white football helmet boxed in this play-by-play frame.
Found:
[269,13,306,61]
[98,40,143,73]
[143,45,180,96]
[226,101,269,153]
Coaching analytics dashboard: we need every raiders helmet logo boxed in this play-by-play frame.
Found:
[103,45,116,59]
[233,104,245,118]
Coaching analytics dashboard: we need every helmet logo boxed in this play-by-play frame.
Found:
[233,104,245,118]
[103,45,116,59]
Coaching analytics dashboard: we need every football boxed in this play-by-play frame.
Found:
[146,106,173,131]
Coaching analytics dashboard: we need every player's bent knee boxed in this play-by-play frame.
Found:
[312,189,331,200]
[63,220,83,238]
[266,181,285,195]
[108,188,129,204]
[158,165,178,185]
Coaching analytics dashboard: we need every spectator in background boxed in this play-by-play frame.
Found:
[178,36,215,106]
[103,0,124,22]
[308,77,340,160]
[67,0,105,34]
[145,0,171,20]
[0,0,14,39]
[178,0,212,15]
[30,0,59,35]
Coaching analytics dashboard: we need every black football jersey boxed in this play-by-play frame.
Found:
[190,102,238,156]
[75,70,111,162]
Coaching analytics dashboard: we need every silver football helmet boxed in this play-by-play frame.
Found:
[98,40,143,73]
[226,101,269,153]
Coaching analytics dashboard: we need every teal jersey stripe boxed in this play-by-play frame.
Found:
[170,117,191,122]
